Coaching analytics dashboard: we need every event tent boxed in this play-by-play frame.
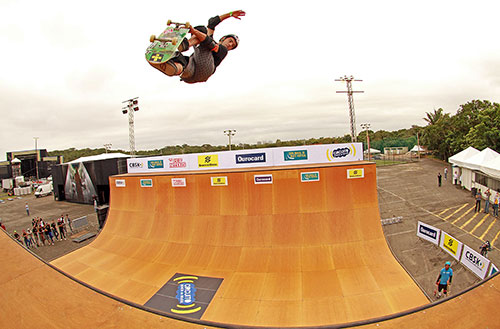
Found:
[480,156,500,180]
[448,146,480,167]
[459,148,500,171]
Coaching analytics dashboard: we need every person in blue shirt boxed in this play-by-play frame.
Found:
[435,261,453,298]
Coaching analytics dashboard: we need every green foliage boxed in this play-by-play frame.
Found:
[422,100,500,159]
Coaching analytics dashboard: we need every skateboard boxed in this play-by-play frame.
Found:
[145,20,191,64]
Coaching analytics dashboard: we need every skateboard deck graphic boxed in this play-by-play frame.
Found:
[145,21,190,64]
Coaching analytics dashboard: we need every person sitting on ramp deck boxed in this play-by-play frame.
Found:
[149,10,245,83]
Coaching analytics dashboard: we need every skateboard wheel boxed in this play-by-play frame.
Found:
[167,19,172,25]
[150,35,156,43]
[172,37,177,45]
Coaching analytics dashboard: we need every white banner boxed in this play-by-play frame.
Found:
[416,221,441,245]
[126,143,364,174]
[460,245,491,279]
[489,263,498,277]
[439,231,463,261]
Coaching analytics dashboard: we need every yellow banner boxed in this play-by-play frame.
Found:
[198,154,218,168]
[211,176,227,186]
[442,233,459,256]
[347,168,364,179]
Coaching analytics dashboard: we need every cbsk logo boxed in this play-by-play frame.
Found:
[326,144,357,161]
[148,160,164,169]
[128,162,143,168]
[236,152,266,164]
[464,251,485,270]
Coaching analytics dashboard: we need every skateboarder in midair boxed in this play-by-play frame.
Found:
[149,10,245,83]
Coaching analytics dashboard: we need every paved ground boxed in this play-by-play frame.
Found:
[378,157,499,300]
[1,157,497,300]
[0,194,99,261]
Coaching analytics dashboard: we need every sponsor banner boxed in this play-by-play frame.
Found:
[301,171,320,182]
[115,179,126,187]
[254,174,273,184]
[168,157,188,169]
[416,221,441,245]
[439,232,463,260]
[347,168,364,179]
[127,143,364,173]
[140,179,153,188]
[171,178,186,187]
[148,159,164,169]
[284,150,308,161]
[198,154,219,168]
[211,176,228,186]
[236,152,266,164]
[461,245,491,279]
[489,263,498,277]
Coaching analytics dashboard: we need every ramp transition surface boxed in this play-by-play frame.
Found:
[50,162,429,326]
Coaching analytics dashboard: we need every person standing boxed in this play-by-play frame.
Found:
[65,214,73,233]
[475,190,482,212]
[453,171,458,185]
[493,193,499,218]
[0,221,5,231]
[444,167,448,180]
[435,261,453,299]
[437,173,442,187]
[25,203,30,216]
[484,189,492,214]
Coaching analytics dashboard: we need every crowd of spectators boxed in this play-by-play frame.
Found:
[10,214,73,249]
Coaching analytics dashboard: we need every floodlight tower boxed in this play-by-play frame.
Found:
[224,129,236,151]
[122,97,139,156]
[336,76,364,142]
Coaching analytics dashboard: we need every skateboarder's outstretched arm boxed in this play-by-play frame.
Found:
[207,10,246,36]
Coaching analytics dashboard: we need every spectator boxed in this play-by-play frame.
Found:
[484,189,491,214]
[437,173,442,187]
[493,193,499,218]
[13,230,21,243]
[38,225,46,246]
[22,230,31,248]
[50,221,59,241]
[25,203,30,216]
[44,225,54,245]
[57,217,67,240]
[0,221,5,231]
[26,228,36,249]
[475,190,482,212]
[65,214,73,233]
[435,261,453,299]
[453,171,458,185]
[444,167,448,180]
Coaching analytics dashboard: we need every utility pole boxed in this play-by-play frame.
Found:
[33,137,39,180]
[224,129,236,151]
[360,123,371,161]
[122,97,139,156]
[336,75,364,142]
[417,132,421,160]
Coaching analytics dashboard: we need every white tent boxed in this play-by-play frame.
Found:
[410,145,426,152]
[68,153,129,164]
[448,146,480,167]
[460,148,500,171]
[480,156,500,180]
[364,148,381,154]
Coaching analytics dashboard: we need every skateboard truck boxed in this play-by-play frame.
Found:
[150,21,191,45]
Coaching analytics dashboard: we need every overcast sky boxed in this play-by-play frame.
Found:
[1,0,499,160]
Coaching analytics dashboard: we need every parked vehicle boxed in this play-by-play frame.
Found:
[35,183,53,198]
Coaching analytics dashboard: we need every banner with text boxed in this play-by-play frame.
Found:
[416,221,441,245]
[126,143,364,174]
[460,244,491,279]
[439,231,463,261]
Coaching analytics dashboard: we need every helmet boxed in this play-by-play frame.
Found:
[220,34,239,49]
[445,261,451,266]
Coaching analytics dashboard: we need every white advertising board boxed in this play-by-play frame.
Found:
[439,231,463,261]
[126,143,364,174]
[460,245,491,279]
[416,221,441,245]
